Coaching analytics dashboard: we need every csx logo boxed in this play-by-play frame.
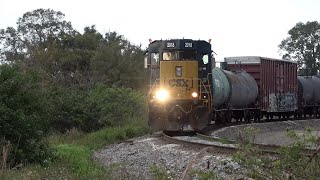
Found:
[169,79,190,87]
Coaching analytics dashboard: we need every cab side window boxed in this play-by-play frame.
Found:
[151,53,159,65]
[202,54,209,64]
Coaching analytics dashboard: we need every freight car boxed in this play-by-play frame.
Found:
[211,67,259,123]
[297,75,320,117]
[145,39,320,132]
[225,56,320,120]
[224,56,298,120]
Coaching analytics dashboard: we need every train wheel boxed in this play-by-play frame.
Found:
[215,112,223,124]
[189,107,209,131]
[256,115,261,122]
[226,111,232,123]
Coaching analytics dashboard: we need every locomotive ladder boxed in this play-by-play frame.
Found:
[199,75,212,113]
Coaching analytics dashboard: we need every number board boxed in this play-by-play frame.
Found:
[184,42,193,48]
[166,42,175,48]
[164,40,197,50]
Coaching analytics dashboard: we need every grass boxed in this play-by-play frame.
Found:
[49,118,150,149]
[0,118,150,179]
[233,128,320,179]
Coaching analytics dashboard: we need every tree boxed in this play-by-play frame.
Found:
[0,27,25,62]
[0,8,76,63]
[17,8,75,49]
[91,32,146,89]
[33,25,103,86]
[279,21,320,75]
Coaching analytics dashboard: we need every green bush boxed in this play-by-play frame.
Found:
[45,86,87,132]
[45,84,146,133]
[0,65,52,167]
[81,85,146,132]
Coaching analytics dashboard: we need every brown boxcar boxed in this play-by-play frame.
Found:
[224,56,298,113]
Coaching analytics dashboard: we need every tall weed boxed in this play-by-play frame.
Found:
[233,128,320,179]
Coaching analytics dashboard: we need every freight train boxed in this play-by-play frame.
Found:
[144,39,320,132]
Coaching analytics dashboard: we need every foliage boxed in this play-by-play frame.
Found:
[44,85,146,133]
[1,8,146,89]
[150,165,174,180]
[17,9,75,48]
[82,85,146,131]
[54,144,105,178]
[0,8,147,172]
[0,9,76,63]
[236,126,261,145]
[49,117,150,150]
[48,119,149,179]
[44,86,87,132]
[233,128,320,179]
[189,170,218,180]
[0,116,149,179]
[0,65,52,167]
[1,118,149,179]
[279,21,320,74]
[91,32,146,89]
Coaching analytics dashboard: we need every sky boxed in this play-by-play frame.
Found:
[1,0,319,61]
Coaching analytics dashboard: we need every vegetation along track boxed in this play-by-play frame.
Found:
[163,118,320,156]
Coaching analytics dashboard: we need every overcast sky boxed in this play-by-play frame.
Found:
[1,0,319,61]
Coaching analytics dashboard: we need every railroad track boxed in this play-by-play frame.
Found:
[162,132,281,155]
[162,119,320,156]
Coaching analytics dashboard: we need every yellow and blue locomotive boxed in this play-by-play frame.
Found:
[145,39,214,131]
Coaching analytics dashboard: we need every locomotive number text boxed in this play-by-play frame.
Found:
[166,42,175,48]
[184,42,193,47]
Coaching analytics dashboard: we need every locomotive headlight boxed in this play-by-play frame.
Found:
[191,92,198,98]
[176,66,182,77]
[156,89,169,102]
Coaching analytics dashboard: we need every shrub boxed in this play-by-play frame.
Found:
[45,84,146,133]
[45,86,87,132]
[81,85,146,132]
[0,65,52,167]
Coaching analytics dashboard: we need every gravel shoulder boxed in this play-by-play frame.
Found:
[93,134,246,179]
[93,119,320,179]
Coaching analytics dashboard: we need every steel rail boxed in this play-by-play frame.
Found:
[163,118,319,156]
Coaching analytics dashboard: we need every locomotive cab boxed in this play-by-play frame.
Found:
[145,39,213,131]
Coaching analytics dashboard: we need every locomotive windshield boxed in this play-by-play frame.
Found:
[162,51,196,61]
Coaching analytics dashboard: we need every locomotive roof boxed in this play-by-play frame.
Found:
[224,56,297,64]
[147,39,212,54]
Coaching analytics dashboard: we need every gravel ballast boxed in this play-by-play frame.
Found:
[93,135,246,179]
[93,119,320,179]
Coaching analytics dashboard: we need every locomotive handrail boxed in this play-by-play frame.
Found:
[147,79,160,97]
[206,73,213,112]
[199,79,212,113]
